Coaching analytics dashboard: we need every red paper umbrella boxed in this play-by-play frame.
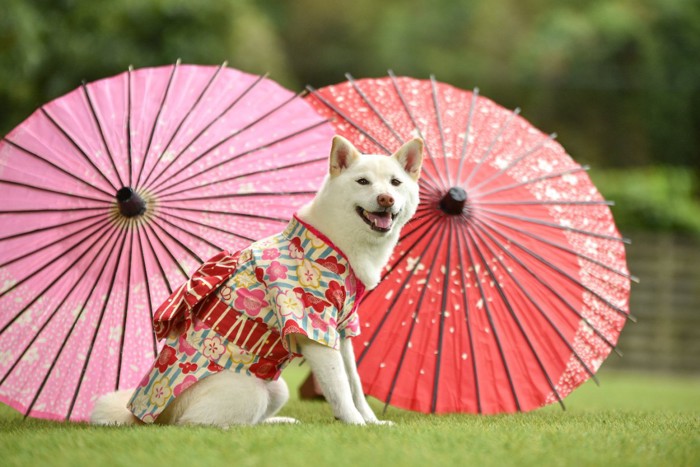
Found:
[0,62,334,421]
[306,74,635,414]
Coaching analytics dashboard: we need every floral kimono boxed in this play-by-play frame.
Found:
[128,216,365,423]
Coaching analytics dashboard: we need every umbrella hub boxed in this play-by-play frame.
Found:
[439,187,468,215]
[116,187,147,217]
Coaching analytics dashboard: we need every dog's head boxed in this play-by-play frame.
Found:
[324,135,423,238]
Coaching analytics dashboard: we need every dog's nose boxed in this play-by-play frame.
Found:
[377,193,394,208]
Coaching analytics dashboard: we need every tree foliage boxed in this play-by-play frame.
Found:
[1,0,698,233]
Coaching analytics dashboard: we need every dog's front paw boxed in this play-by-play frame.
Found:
[335,412,367,425]
[368,419,395,427]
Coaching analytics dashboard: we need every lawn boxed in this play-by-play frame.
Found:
[1,365,698,467]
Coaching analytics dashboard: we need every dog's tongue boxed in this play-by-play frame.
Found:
[367,211,393,230]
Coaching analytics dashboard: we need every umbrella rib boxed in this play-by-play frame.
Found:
[455,88,479,184]
[307,83,443,194]
[135,59,180,189]
[0,220,113,337]
[431,219,454,412]
[453,224,482,413]
[461,226,523,412]
[0,216,112,290]
[387,70,448,190]
[153,211,226,251]
[0,211,105,242]
[0,226,120,388]
[116,226,135,389]
[148,216,203,272]
[1,138,113,198]
[0,179,111,204]
[135,226,161,357]
[470,221,601,386]
[471,217,622,356]
[66,228,129,420]
[40,107,118,192]
[466,226,566,410]
[160,190,316,203]
[478,207,631,244]
[469,132,558,193]
[384,224,449,412]
[144,221,191,280]
[126,66,134,187]
[474,217,634,322]
[156,156,327,199]
[81,82,125,188]
[463,107,521,188]
[140,221,175,294]
[357,218,443,365]
[148,91,310,194]
[475,165,590,198]
[139,62,229,189]
[157,204,288,224]
[472,200,614,207]
[306,85,390,153]
[0,207,108,215]
[480,212,639,283]
[23,226,123,418]
[430,75,451,186]
[344,73,404,144]
[150,118,331,197]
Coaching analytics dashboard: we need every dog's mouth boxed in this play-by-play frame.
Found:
[356,207,397,233]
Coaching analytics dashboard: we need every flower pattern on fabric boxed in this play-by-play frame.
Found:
[173,375,197,397]
[228,343,255,365]
[232,270,257,289]
[179,362,198,374]
[250,361,280,380]
[202,336,225,360]
[128,216,364,423]
[309,312,331,332]
[262,248,281,260]
[233,288,267,316]
[289,237,305,259]
[150,377,172,407]
[293,287,331,313]
[275,289,305,319]
[305,229,325,249]
[155,346,178,373]
[317,256,347,275]
[178,334,197,357]
[219,285,234,301]
[298,259,322,288]
[266,261,288,282]
[325,280,347,312]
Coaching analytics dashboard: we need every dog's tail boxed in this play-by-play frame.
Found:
[90,390,143,426]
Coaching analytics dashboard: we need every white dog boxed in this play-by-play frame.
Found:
[91,135,423,427]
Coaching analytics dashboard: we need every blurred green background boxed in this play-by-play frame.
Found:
[1,0,699,373]
[1,0,698,234]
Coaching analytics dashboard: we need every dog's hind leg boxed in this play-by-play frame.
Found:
[164,371,269,427]
[261,377,299,424]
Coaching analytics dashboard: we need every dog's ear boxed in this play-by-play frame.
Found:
[393,138,424,181]
[329,135,360,177]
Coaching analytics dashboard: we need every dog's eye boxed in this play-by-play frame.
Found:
[391,178,402,186]
[356,178,370,186]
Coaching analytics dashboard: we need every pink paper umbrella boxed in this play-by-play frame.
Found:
[0,62,334,422]
[306,74,636,414]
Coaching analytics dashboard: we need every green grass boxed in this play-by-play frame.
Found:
[1,367,698,467]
